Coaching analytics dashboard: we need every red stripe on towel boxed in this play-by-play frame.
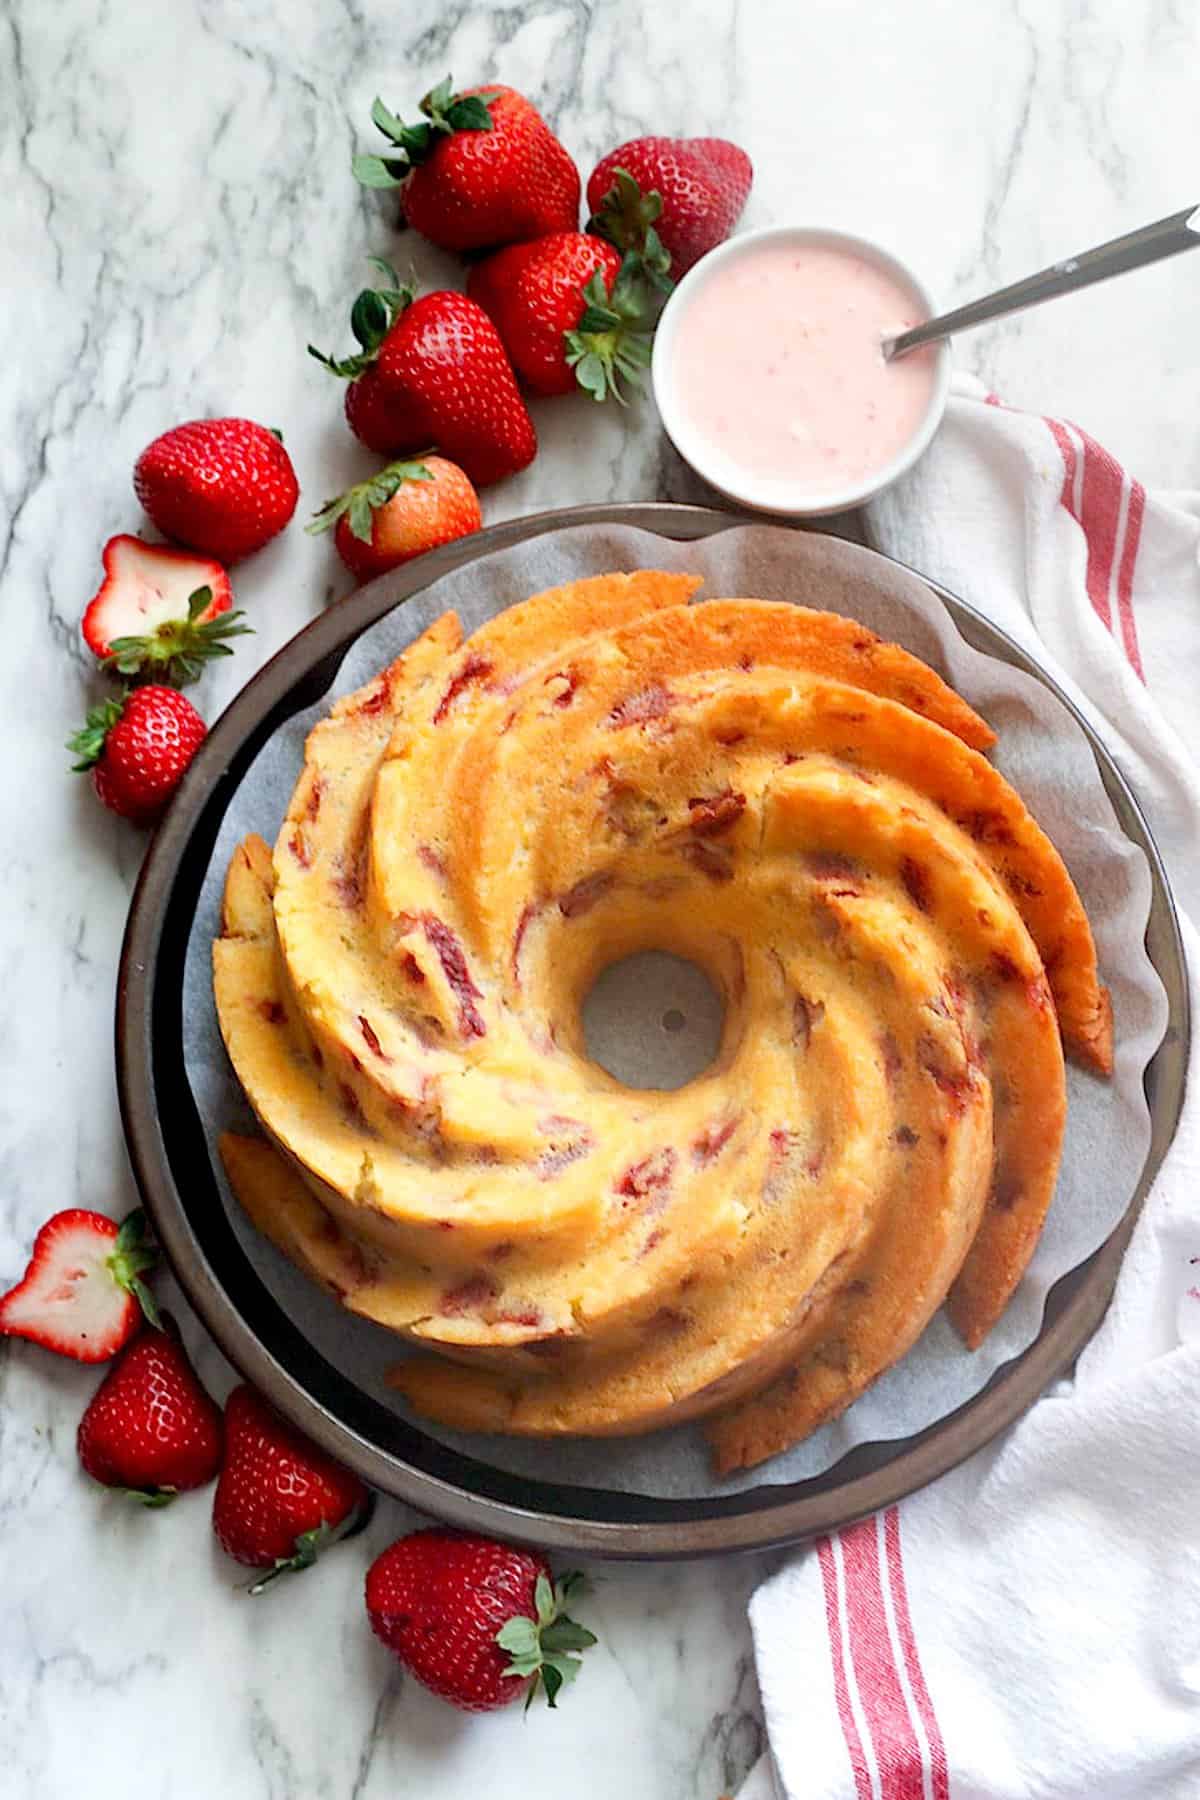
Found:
[816,1534,875,1800]
[1047,416,1145,675]
[840,1517,926,1798]
[883,1506,950,1800]
[1078,428,1124,632]
[1046,416,1082,526]
[1115,476,1147,679]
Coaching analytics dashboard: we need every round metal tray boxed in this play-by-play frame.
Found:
[116,504,1189,1559]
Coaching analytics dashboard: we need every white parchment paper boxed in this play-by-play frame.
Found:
[181,524,1168,1495]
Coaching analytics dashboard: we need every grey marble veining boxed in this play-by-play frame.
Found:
[1,2,1197,1795]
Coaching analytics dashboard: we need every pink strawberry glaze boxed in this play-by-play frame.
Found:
[670,240,938,496]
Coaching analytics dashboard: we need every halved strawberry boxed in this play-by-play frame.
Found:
[81,536,249,687]
[0,1209,159,1363]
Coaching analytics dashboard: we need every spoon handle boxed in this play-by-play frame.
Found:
[885,204,1200,359]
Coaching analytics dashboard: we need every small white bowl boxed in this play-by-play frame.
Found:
[650,224,952,517]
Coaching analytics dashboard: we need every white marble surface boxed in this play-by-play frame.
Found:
[1,3,1197,1795]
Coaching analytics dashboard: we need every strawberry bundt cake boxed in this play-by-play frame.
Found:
[213,570,1111,1473]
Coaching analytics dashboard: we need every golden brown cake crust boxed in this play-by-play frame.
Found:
[212,572,1109,1474]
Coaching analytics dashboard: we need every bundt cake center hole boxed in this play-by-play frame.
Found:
[581,951,725,1091]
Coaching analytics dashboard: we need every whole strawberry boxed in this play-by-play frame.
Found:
[0,1207,158,1363]
[77,1320,223,1504]
[310,264,536,486]
[365,1529,596,1712]
[213,1383,371,1592]
[354,79,579,252]
[308,455,481,583]
[81,536,250,687]
[134,418,299,563]
[588,137,753,277]
[69,685,206,825]
[468,232,655,402]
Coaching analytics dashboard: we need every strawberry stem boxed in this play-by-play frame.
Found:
[308,261,415,379]
[127,1276,162,1331]
[114,1484,178,1508]
[244,1522,330,1594]
[352,78,499,188]
[307,460,433,545]
[103,587,253,689]
[587,169,674,294]
[351,153,409,191]
[496,1570,598,1709]
[244,1493,375,1596]
[68,696,126,771]
[564,262,658,406]
[107,1208,161,1328]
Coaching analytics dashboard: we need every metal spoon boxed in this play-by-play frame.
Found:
[883,204,1200,361]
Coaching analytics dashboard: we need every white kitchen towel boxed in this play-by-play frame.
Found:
[739,381,1200,1800]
